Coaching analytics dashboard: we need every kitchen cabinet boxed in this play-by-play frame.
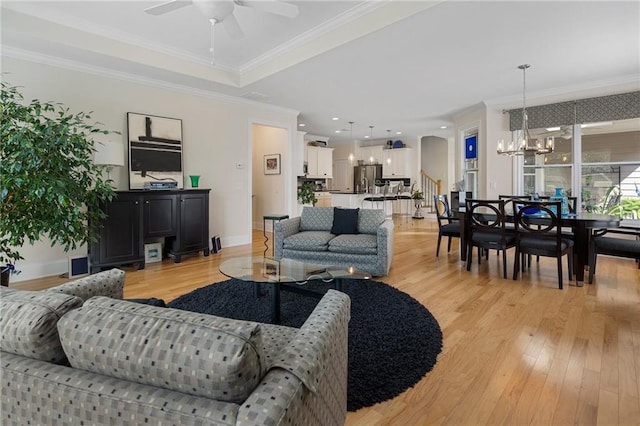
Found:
[306,146,333,178]
[293,131,306,176]
[359,145,384,165]
[382,148,412,178]
[90,189,210,272]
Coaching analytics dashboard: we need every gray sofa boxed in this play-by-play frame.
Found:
[274,206,394,276]
[0,269,350,426]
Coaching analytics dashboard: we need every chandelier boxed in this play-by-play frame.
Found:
[497,64,554,156]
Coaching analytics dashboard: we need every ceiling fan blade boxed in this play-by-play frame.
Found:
[223,14,245,39]
[235,0,299,18]
[144,0,193,16]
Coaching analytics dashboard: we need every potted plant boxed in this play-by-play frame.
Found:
[411,189,424,219]
[297,182,317,206]
[0,82,117,285]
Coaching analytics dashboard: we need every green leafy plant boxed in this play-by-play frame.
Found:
[0,81,116,268]
[297,182,317,206]
[411,189,424,200]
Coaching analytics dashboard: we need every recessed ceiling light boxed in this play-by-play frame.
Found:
[364,135,370,139]
[395,131,402,135]
[332,117,339,121]
[545,126,561,131]
[335,130,341,133]
[299,123,306,127]
[440,125,447,129]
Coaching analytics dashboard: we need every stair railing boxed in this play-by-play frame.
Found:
[419,170,441,213]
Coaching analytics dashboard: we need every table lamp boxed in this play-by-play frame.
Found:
[94,140,125,182]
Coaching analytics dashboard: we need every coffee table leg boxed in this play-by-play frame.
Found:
[271,282,281,324]
[334,279,344,292]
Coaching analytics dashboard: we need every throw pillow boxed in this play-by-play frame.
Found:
[331,207,360,235]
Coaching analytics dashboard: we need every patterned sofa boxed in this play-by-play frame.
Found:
[0,269,351,426]
[274,206,394,276]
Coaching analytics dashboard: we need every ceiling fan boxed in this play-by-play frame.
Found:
[145,0,299,62]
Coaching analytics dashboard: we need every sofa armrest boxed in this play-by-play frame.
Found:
[274,216,301,259]
[377,219,395,275]
[238,290,350,426]
[46,268,125,301]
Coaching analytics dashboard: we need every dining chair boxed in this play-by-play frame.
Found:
[512,201,574,289]
[433,194,460,257]
[588,227,640,284]
[465,199,516,279]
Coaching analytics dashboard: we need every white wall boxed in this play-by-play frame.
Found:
[421,136,449,193]
[3,56,298,281]
[453,104,514,199]
[252,125,288,229]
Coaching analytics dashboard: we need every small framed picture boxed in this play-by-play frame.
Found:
[144,243,162,263]
[262,258,280,278]
[264,154,281,175]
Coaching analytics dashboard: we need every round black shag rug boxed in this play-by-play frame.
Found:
[168,279,443,411]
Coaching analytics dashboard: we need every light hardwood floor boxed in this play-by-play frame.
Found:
[11,217,640,425]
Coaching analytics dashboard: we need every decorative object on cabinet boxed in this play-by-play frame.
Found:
[189,175,200,188]
[94,140,125,182]
[127,112,183,190]
[264,153,281,175]
[393,140,404,148]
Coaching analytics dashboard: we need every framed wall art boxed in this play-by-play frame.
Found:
[264,153,281,175]
[127,112,183,189]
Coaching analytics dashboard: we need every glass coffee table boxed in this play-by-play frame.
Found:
[219,256,371,324]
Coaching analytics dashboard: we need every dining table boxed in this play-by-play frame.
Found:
[453,208,621,285]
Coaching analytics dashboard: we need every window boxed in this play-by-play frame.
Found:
[581,118,640,217]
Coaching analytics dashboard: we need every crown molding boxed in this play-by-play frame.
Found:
[238,1,386,74]
[238,0,443,86]
[2,46,299,116]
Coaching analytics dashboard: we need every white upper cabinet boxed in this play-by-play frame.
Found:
[382,148,412,178]
[307,146,333,178]
[359,145,384,165]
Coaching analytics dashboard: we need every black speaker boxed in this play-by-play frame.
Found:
[211,235,222,253]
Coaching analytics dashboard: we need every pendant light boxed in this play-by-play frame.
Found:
[497,64,554,156]
[368,125,375,164]
[348,121,355,163]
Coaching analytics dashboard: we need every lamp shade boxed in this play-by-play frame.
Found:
[94,141,125,167]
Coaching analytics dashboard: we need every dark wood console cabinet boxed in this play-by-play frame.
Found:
[90,189,210,273]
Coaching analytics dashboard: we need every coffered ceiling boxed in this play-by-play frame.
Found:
[2,1,639,144]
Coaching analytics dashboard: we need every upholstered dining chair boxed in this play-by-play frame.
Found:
[433,194,460,257]
[588,228,640,284]
[512,201,574,289]
[465,199,516,279]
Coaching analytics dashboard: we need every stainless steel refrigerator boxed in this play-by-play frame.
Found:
[353,164,382,193]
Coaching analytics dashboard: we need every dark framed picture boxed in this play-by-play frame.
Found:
[127,112,183,189]
[264,153,281,175]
